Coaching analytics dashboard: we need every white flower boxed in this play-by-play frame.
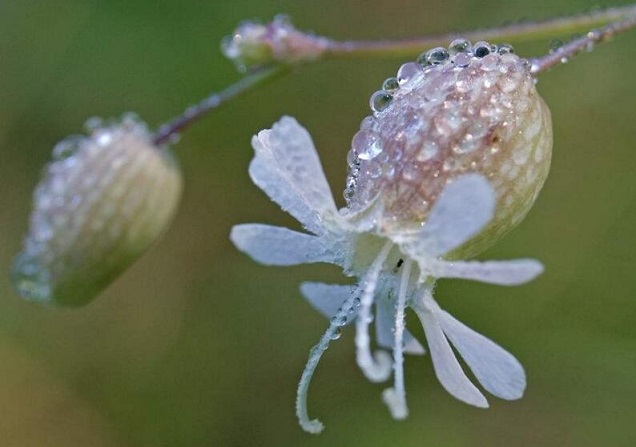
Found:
[231,117,544,433]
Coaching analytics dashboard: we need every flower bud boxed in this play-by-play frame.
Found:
[221,15,328,72]
[345,42,553,258]
[12,114,182,306]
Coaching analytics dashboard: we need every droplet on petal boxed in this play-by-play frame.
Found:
[12,114,183,306]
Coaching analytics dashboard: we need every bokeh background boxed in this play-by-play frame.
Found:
[1,1,636,446]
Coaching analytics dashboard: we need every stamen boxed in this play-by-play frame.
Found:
[382,258,412,419]
[355,241,394,382]
[296,289,359,433]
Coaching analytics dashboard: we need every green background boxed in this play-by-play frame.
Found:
[1,1,636,445]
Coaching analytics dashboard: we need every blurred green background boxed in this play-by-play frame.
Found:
[1,1,636,446]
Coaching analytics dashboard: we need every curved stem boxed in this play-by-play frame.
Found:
[152,64,288,145]
[531,13,636,75]
[323,4,636,59]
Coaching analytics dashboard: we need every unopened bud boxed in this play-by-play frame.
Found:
[12,114,182,306]
[221,15,329,72]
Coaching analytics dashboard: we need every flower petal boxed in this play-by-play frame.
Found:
[416,292,488,408]
[436,309,526,400]
[402,174,495,259]
[426,259,544,286]
[230,224,343,266]
[300,282,355,324]
[376,298,426,355]
[249,117,338,235]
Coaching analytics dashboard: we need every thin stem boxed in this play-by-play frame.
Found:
[531,13,636,75]
[382,258,412,420]
[323,4,636,59]
[355,241,394,382]
[152,64,288,145]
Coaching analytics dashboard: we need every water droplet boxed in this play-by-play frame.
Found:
[370,90,393,113]
[448,38,471,55]
[352,130,383,160]
[452,52,472,68]
[331,328,342,340]
[359,116,376,130]
[353,297,361,307]
[52,136,83,160]
[84,117,104,133]
[396,62,422,85]
[416,141,438,161]
[382,77,399,93]
[497,44,514,55]
[473,41,491,58]
[346,149,359,167]
[426,47,450,65]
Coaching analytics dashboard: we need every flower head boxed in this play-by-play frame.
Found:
[12,114,182,307]
[231,41,552,434]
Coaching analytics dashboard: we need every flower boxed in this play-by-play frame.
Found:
[12,114,182,307]
[231,41,552,434]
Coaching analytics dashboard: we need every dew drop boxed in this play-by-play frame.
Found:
[352,130,383,161]
[448,38,471,55]
[452,52,472,68]
[331,328,342,340]
[396,62,422,85]
[52,136,83,161]
[370,90,393,113]
[382,77,400,93]
[426,47,450,65]
[497,44,514,55]
[473,41,491,58]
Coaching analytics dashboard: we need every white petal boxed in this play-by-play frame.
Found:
[376,298,426,355]
[416,293,488,408]
[230,224,343,266]
[300,282,355,324]
[402,174,495,259]
[437,309,526,400]
[426,259,544,286]
[249,117,338,235]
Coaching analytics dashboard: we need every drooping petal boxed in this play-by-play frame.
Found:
[230,224,343,266]
[376,297,426,355]
[436,309,526,400]
[415,291,488,408]
[300,282,355,324]
[426,258,544,286]
[401,174,495,259]
[249,117,339,235]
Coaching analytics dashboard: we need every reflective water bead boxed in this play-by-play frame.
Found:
[352,130,383,161]
[498,44,514,55]
[473,41,491,58]
[426,47,450,65]
[330,328,342,340]
[370,90,393,113]
[359,116,377,130]
[452,52,472,68]
[448,38,472,55]
[396,62,422,85]
[346,149,359,167]
[382,77,400,93]
[52,136,83,161]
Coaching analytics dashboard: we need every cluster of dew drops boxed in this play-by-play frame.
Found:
[343,39,516,204]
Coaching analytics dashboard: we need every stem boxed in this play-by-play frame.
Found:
[323,4,636,59]
[152,64,288,145]
[531,13,636,75]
